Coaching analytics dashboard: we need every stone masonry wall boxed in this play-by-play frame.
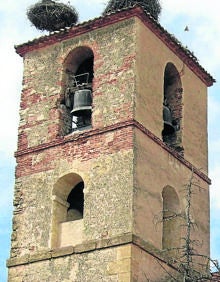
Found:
[17,18,136,152]
[9,17,137,281]
[8,244,132,282]
[9,9,211,281]
[133,127,210,266]
[135,18,208,171]
[11,127,134,258]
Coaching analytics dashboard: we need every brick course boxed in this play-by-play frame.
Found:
[9,7,212,282]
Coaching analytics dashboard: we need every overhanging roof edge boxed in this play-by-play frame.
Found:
[15,6,215,87]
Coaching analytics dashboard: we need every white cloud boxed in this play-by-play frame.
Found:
[209,96,220,122]
[210,166,220,209]
[0,0,220,274]
[161,3,220,224]
[209,152,220,260]
[0,157,14,217]
[0,44,22,156]
[161,0,220,74]
[208,95,220,160]
[162,0,220,18]
[0,0,219,200]
[0,0,104,158]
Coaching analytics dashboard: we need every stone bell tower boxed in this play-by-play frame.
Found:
[7,6,214,282]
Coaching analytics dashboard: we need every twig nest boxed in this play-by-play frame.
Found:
[27,0,78,32]
[103,0,161,21]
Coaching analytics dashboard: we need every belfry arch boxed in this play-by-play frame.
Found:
[60,46,94,135]
[162,62,183,153]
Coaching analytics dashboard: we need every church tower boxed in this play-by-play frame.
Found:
[7,6,214,282]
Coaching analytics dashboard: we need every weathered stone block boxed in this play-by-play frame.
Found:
[52,246,74,258]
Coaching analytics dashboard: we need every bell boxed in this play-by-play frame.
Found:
[71,89,92,117]
[163,105,175,135]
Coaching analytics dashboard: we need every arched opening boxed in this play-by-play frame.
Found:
[162,186,181,253]
[51,173,85,248]
[67,181,84,221]
[162,63,183,154]
[60,46,94,135]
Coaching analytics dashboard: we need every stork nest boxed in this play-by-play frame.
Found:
[103,0,161,21]
[27,0,78,32]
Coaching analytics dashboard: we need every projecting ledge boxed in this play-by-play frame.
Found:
[7,232,133,268]
[7,233,171,268]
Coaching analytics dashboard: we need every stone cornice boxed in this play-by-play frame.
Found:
[7,233,177,271]
[7,233,133,268]
[15,119,211,184]
[15,6,214,87]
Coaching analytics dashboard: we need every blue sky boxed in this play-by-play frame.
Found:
[0,0,220,281]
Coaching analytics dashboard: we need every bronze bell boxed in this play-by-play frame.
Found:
[163,105,175,135]
[71,89,92,117]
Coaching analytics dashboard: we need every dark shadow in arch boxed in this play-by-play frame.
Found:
[67,181,84,221]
